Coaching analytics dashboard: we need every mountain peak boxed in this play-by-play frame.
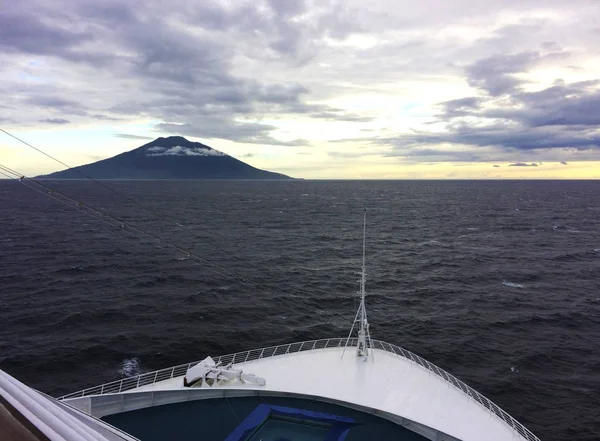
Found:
[36,135,293,180]
[146,136,205,148]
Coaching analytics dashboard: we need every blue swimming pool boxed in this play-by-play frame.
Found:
[103,396,429,441]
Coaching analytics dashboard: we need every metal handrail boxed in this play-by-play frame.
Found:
[370,340,540,441]
[57,337,539,441]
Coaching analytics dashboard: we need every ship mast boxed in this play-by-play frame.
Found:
[342,209,374,362]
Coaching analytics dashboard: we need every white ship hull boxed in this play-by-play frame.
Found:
[58,338,539,441]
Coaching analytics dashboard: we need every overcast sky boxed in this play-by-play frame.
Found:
[1,0,599,178]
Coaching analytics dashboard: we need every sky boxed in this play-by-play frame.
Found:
[1,0,600,179]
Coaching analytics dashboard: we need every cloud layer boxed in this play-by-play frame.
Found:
[2,0,600,168]
[146,145,226,157]
[373,54,600,163]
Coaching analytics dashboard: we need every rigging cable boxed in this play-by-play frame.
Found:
[1,130,363,349]
[0,128,286,282]
[2,157,360,335]
[0,162,247,283]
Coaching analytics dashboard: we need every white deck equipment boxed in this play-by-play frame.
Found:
[184,356,266,387]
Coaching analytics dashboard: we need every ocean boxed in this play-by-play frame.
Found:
[1,179,599,441]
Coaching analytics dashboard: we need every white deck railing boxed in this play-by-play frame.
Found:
[58,337,540,441]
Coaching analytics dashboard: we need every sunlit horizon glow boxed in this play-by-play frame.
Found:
[1,0,599,179]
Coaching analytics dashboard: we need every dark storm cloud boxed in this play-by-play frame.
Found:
[2,0,362,147]
[76,1,137,26]
[0,8,118,68]
[491,81,600,127]
[155,121,310,147]
[2,0,599,163]
[437,96,484,119]
[39,118,70,124]
[466,52,540,96]
[379,124,600,152]
[92,114,123,121]
[25,96,81,109]
[107,77,364,144]
[509,162,538,167]
[112,0,370,138]
[440,97,482,114]
[0,11,92,56]
[255,84,310,103]
[381,50,600,161]
[181,0,339,64]
[382,146,499,163]
[465,51,570,96]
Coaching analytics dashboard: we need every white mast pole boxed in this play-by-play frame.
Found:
[357,208,371,361]
[342,209,373,362]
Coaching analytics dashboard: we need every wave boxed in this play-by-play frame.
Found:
[553,225,582,233]
[550,251,593,262]
[118,358,142,378]
[419,239,447,247]
[51,266,85,275]
[3,179,600,441]
[53,310,131,328]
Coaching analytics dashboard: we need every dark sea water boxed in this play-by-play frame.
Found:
[1,180,600,441]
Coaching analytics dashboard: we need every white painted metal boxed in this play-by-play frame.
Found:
[59,338,539,441]
[343,209,374,361]
[184,356,266,387]
[53,213,539,441]
[0,369,139,441]
[357,208,369,359]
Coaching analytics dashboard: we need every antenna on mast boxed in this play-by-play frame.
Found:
[342,208,374,362]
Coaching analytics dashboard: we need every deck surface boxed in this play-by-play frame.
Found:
[132,346,519,441]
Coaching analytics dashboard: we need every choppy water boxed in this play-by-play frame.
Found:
[1,180,600,441]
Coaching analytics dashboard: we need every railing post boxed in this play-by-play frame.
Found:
[118,380,123,393]
[153,371,158,384]
[101,384,104,394]
[137,376,141,388]
[245,351,250,362]
[259,348,265,359]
